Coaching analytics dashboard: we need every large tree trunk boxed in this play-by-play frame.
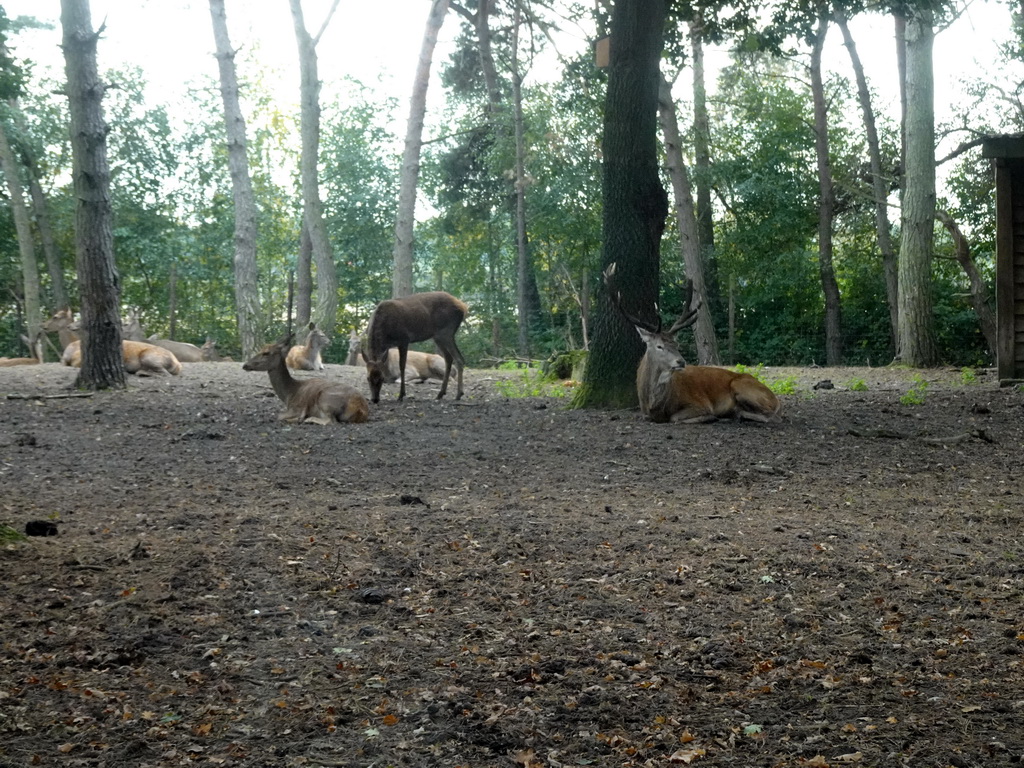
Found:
[936,209,996,355]
[810,14,843,365]
[296,217,312,327]
[392,0,448,298]
[289,0,339,336]
[657,73,719,365]
[689,18,717,303]
[574,0,668,409]
[209,0,262,357]
[60,0,124,389]
[836,10,898,354]
[898,7,938,366]
[0,118,42,355]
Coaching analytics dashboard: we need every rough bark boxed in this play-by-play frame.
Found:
[60,0,125,389]
[657,73,719,365]
[810,14,843,365]
[897,7,938,366]
[688,19,716,298]
[296,218,312,327]
[209,0,262,358]
[936,209,996,355]
[836,10,898,353]
[289,0,339,336]
[392,0,448,298]
[0,117,42,355]
[573,0,668,409]
[511,4,533,357]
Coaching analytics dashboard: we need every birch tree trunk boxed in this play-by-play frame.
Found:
[0,118,41,354]
[657,74,719,364]
[60,0,125,389]
[810,14,843,365]
[209,0,262,357]
[289,0,339,336]
[392,0,448,298]
[574,0,668,409]
[836,10,898,353]
[898,7,938,366]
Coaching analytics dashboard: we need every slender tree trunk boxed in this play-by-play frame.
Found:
[836,10,898,353]
[289,0,339,336]
[60,0,124,389]
[936,209,996,355]
[810,14,843,365]
[511,3,533,357]
[898,7,938,366]
[209,0,262,357]
[895,13,907,194]
[574,0,668,409]
[657,73,719,364]
[392,0,448,298]
[0,118,42,354]
[689,18,718,305]
[296,218,312,327]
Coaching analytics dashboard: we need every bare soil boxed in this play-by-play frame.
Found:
[1,361,1023,768]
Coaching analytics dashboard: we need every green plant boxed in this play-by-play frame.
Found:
[494,368,571,398]
[900,374,930,406]
[960,367,978,385]
[847,378,868,391]
[767,375,798,395]
[0,524,25,544]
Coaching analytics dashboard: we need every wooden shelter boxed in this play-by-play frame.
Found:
[982,134,1024,383]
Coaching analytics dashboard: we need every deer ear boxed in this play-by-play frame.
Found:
[635,326,654,343]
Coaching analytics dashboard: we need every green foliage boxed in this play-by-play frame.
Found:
[0,523,25,544]
[960,367,978,385]
[768,375,798,395]
[899,375,930,406]
[493,366,571,399]
[847,378,868,392]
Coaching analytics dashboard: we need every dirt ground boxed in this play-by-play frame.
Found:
[1,360,1023,768]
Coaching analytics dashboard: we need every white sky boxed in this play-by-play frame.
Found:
[1,1,1013,156]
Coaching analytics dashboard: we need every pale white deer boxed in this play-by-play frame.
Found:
[122,309,205,362]
[362,291,467,403]
[604,264,780,424]
[286,322,328,372]
[386,348,447,383]
[243,336,368,424]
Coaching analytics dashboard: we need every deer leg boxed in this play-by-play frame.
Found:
[437,336,465,400]
[397,345,409,400]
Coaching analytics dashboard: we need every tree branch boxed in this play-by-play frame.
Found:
[312,0,341,46]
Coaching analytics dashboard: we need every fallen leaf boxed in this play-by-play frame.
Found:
[669,747,706,763]
[836,752,863,763]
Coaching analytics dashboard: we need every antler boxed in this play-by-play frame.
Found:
[665,279,701,335]
[602,263,662,333]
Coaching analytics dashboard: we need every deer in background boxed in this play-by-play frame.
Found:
[0,333,44,367]
[201,337,233,362]
[286,322,328,372]
[243,335,368,424]
[386,348,447,383]
[123,309,204,362]
[604,263,780,424]
[345,330,362,366]
[362,291,467,403]
[61,338,183,376]
[42,308,79,352]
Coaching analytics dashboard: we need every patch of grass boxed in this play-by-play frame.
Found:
[900,374,930,406]
[960,367,978,386]
[494,368,570,398]
[734,363,797,395]
[847,378,869,392]
[0,524,25,544]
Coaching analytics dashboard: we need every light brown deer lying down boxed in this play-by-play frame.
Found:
[363,291,467,403]
[386,348,447,383]
[605,263,780,424]
[286,322,328,371]
[0,333,43,367]
[62,339,183,376]
[201,337,233,362]
[121,308,205,362]
[244,336,368,424]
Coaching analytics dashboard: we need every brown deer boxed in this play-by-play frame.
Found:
[344,330,362,366]
[362,291,467,403]
[386,348,447,383]
[243,336,368,425]
[0,333,43,367]
[201,337,233,362]
[604,264,780,424]
[122,309,205,362]
[61,339,183,376]
[42,308,79,351]
[286,322,328,372]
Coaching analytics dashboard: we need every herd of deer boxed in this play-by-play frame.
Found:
[2,271,780,427]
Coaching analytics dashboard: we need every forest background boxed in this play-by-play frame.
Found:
[0,0,1017,369]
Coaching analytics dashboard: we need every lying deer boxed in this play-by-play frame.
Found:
[244,336,368,424]
[363,291,467,403]
[286,322,328,372]
[386,348,447,383]
[605,263,780,424]
[62,339,183,376]
[0,334,43,367]
[123,308,205,362]
[201,337,233,362]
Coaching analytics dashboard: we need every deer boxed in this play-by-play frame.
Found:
[386,348,447,383]
[201,337,233,362]
[604,263,780,424]
[361,291,467,403]
[243,335,369,425]
[122,309,205,362]
[344,330,362,366]
[0,333,43,367]
[286,322,328,372]
[61,338,183,376]
[42,308,79,351]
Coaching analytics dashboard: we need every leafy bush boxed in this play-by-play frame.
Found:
[847,378,869,392]
[900,375,929,406]
[493,368,571,398]
[959,367,978,385]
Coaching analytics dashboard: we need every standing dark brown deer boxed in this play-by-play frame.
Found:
[243,336,368,424]
[362,291,467,403]
[604,263,780,424]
